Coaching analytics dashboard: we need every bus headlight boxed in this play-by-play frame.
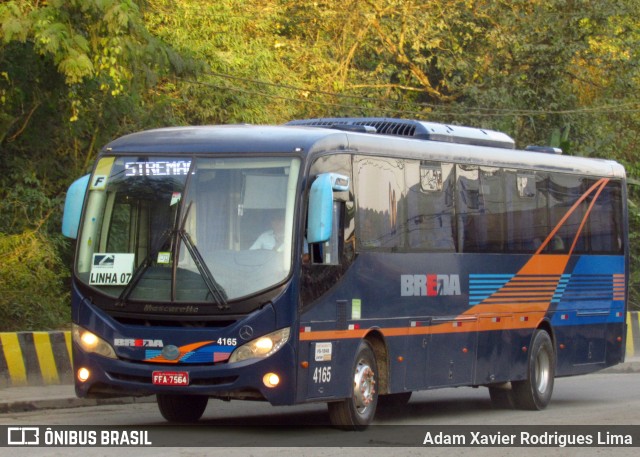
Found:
[229,328,290,363]
[72,325,117,359]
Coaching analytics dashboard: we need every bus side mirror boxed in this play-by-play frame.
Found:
[62,174,90,239]
[308,173,349,243]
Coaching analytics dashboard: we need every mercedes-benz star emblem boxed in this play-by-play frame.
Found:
[239,326,254,340]
[161,345,180,360]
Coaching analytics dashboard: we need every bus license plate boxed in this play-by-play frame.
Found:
[152,371,189,386]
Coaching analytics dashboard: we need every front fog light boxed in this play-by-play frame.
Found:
[263,372,280,388]
[72,325,117,359]
[229,328,290,363]
[77,367,90,382]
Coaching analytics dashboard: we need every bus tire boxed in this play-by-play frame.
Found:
[157,394,208,422]
[328,340,378,430]
[512,329,555,410]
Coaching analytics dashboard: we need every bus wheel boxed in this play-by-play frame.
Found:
[512,330,555,410]
[157,394,208,422]
[328,340,378,430]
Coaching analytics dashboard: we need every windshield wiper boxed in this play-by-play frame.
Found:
[115,228,172,307]
[175,200,228,309]
[178,229,229,310]
[115,227,229,310]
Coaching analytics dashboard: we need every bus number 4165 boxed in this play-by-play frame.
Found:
[313,366,332,383]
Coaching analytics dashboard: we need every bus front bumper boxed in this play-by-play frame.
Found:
[72,343,297,406]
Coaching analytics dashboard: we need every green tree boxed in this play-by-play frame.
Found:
[144,0,304,124]
[2,0,640,330]
[0,0,196,329]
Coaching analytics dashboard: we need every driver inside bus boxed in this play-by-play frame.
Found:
[250,212,285,251]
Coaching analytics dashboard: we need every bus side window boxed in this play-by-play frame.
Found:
[457,165,504,253]
[354,156,403,250]
[588,180,623,254]
[505,171,548,253]
[405,161,456,252]
[547,174,587,253]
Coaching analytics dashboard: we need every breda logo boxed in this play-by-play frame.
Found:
[114,338,163,348]
[401,274,461,296]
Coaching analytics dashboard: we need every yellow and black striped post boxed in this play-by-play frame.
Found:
[0,331,73,387]
[628,311,640,359]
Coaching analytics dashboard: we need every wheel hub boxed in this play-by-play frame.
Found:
[535,350,551,394]
[353,362,375,412]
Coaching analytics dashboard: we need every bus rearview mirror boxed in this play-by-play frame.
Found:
[62,174,90,239]
[307,173,349,243]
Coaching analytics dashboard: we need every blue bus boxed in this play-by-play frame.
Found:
[62,118,628,428]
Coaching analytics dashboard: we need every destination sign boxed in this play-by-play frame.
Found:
[124,160,191,177]
[89,253,135,286]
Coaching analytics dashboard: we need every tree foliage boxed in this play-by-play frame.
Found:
[0,229,69,331]
[0,0,197,329]
[1,0,640,329]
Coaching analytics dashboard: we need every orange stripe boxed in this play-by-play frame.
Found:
[500,290,557,294]
[501,285,557,289]
[569,178,608,254]
[518,254,570,275]
[481,300,553,305]
[299,329,368,341]
[488,293,555,297]
[145,340,214,364]
[299,312,546,341]
[535,178,607,255]
[484,293,555,298]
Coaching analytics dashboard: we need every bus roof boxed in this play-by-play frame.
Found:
[101,123,625,179]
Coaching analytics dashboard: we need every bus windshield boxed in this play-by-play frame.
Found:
[76,156,301,305]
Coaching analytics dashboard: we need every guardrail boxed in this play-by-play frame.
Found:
[1,312,639,387]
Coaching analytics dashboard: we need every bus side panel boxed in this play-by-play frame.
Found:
[475,315,513,385]
[298,252,625,401]
[297,337,361,401]
[426,327,477,387]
